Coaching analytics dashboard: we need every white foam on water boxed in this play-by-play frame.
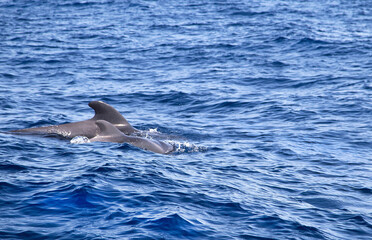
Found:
[70,136,90,144]
[148,128,159,133]
[166,140,208,153]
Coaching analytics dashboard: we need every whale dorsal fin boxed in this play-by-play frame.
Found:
[93,120,128,143]
[89,101,138,135]
[95,120,123,136]
[89,101,130,125]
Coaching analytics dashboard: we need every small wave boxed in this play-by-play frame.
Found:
[143,213,207,239]
[21,184,109,216]
[293,37,331,48]
[0,230,50,240]
[0,161,28,172]
[89,164,121,174]
[0,181,23,193]
[302,197,343,209]
[52,1,105,7]
[0,72,17,79]
[231,11,273,17]
[274,36,288,43]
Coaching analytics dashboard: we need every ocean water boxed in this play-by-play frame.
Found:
[1,0,371,239]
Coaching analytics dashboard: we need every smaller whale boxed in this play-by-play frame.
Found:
[11,101,139,138]
[91,120,174,154]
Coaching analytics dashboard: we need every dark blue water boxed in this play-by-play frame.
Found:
[1,0,372,239]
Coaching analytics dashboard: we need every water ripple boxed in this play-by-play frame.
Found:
[1,0,371,239]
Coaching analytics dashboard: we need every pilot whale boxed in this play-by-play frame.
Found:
[11,101,139,138]
[11,101,174,154]
[91,120,174,154]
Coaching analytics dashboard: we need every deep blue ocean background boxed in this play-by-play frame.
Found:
[1,0,372,239]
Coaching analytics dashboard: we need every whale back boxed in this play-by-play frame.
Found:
[92,120,173,154]
[11,101,137,138]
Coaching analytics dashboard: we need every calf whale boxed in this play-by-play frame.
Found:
[11,101,139,138]
[91,120,174,154]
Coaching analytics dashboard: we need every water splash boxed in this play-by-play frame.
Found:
[167,141,208,153]
[144,128,160,138]
[149,128,159,133]
[70,136,90,144]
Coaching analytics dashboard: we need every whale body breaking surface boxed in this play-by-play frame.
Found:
[11,101,174,154]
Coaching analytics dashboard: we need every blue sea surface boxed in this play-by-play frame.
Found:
[1,0,372,239]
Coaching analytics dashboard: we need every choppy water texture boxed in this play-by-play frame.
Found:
[1,0,372,239]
